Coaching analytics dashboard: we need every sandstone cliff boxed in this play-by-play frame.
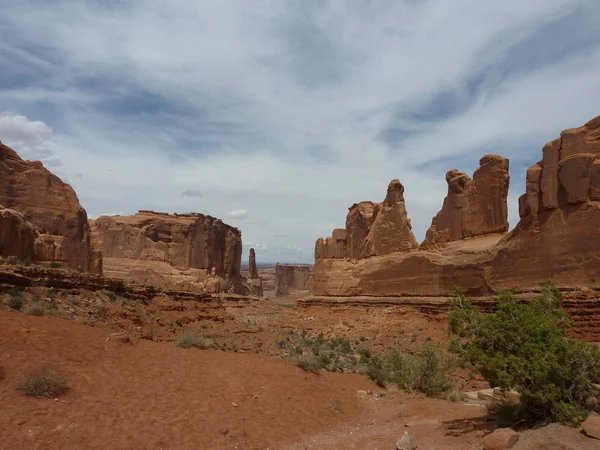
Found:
[315,179,418,260]
[275,264,313,296]
[423,155,509,246]
[0,141,100,272]
[491,114,600,289]
[90,210,247,294]
[312,115,600,299]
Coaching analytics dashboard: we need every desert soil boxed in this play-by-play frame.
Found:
[1,294,598,449]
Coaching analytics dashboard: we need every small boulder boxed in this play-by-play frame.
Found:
[396,431,417,450]
[483,428,519,449]
[582,414,600,439]
[478,389,497,401]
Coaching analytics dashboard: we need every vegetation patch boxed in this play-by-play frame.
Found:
[7,288,24,311]
[366,345,454,396]
[449,282,600,425]
[24,303,45,316]
[16,367,68,397]
[277,330,375,374]
[174,331,215,350]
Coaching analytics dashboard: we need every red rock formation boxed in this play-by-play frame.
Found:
[90,211,247,294]
[249,248,259,279]
[0,142,100,272]
[492,115,600,289]
[275,264,313,296]
[247,248,263,297]
[315,179,418,260]
[312,115,600,303]
[423,155,509,246]
[0,206,37,261]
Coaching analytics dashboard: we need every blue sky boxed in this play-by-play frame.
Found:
[1,0,599,263]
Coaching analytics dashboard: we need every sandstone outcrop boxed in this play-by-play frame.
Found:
[0,206,37,261]
[310,115,600,337]
[423,155,510,246]
[315,179,418,260]
[247,248,263,297]
[90,210,247,294]
[275,264,313,296]
[0,142,100,272]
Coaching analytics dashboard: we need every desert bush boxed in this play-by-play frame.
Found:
[24,303,44,316]
[277,330,370,373]
[174,331,215,349]
[49,262,61,269]
[366,345,454,396]
[295,356,321,374]
[448,282,600,425]
[16,367,68,397]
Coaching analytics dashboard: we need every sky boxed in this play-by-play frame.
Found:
[1,0,599,264]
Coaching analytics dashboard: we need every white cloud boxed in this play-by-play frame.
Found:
[0,112,56,162]
[1,1,599,263]
[228,210,249,220]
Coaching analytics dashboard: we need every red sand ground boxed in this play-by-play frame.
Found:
[2,310,598,449]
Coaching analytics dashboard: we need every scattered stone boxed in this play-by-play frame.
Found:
[582,414,600,439]
[231,402,237,408]
[483,428,519,449]
[395,431,417,450]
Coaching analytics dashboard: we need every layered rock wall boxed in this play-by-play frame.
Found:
[313,116,600,299]
[275,264,314,296]
[90,211,246,294]
[422,155,509,246]
[0,142,100,272]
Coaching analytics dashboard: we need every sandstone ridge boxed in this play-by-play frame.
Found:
[313,115,600,301]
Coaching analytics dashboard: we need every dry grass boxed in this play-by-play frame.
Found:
[16,367,68,397]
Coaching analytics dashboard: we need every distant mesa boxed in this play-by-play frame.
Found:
[275,263,313,297]
[90,210,248,294]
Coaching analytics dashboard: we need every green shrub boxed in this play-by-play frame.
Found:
[366,345,454,396]
[7,288,24,311]
[448,282,600,425]
[16,367,68,397]
[174,331,214,349]
[49,262,61,269]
